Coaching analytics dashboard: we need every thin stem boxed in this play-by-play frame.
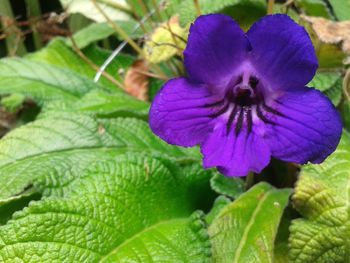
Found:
[25,0,43,50]
[245,172,255,190]
[193,0,202,16]
[92,0,144,55]
[267,0,275,15]
[69,36,124,89]
[0,0,27,56]
[151,0,163,21]
[343,69,350,102]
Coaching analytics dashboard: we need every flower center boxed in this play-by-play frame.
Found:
[204,73,285,137]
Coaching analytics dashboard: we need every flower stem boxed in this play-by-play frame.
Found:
[267,0,275,15]
[343,69,350,102]
[193,0,202,16]
[245,172,255,190]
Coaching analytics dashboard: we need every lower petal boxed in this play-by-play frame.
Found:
[201,122,271,177]
[149,78,220,147]
[264,88,342,164]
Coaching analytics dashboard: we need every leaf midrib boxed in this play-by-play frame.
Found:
[232,190,273,263]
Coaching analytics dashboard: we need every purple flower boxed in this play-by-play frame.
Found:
[149,14,342,177]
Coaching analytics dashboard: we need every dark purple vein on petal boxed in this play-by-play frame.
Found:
[209,102,229,118]
[256,104,275,125]
[226,104,238,134]
[262,102,285,117]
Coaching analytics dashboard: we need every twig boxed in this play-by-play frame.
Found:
[94,2,167,83]
[91,0,143,55]
[193,0,201,16]
[69,35,124,88]
[267,0,275,15]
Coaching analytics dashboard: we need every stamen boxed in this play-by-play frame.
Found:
[235,108,244,136]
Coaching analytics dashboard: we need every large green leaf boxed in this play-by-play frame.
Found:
[0,58,97,105]
[295,0,332,18]
[0,113,199,201]
[60,0,131,22]
[328,0,350,20]
[27,38,133,90]
[179,0,266,27]
[289,131,350,262]
[308,71,343,106]
[0,156,211,262]
[209,182,291,263]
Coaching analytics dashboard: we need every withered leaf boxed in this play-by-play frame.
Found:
[124,59,149,101]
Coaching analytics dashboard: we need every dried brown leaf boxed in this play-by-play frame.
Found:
[124,60,149,101]
[301,15,350,54]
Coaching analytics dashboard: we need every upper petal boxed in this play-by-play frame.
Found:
[263,87,342,164]
[247,15,318,91]
[184,14,249,91]
[149,77,221,147]
[201,121,271,177]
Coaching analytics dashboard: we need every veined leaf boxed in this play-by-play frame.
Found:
[0,157,211,262]
[68,21,143,49]
[0,113,199,200]
[328,0,350,21]
[209,182,291,263]
[60,0,131,22]
[210,173,244,199]
[0,58,97,105]
[27,38,133,90]
[295,0,332,19]
[289,131,350,262]
[308,71,343,106]
[179,0,266,27]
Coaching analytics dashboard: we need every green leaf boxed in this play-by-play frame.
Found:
[206,195,231,225]
[68,21,143,49]
[0,58,97,105]
[210,173,245,199]
[0,113,198,200]
[27,38,133,90]
[0,156,211,262]
[289,131,350,262]
[308,71,343,106]
[179,0,266,27]
[295,0,332,18]
[209,182,291,263]
[341,101,350,131]
[328,0,350,20]
[0,93,25,113]
[60,0,131,22]
[101,212,211,262]
[72,90,149,118]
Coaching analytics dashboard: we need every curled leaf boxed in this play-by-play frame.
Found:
[124,59,149,101]
[144,16,187,64]
[301,15,350,65]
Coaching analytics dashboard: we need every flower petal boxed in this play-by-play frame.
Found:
[201,122,271,177]
[263,88,342,164]
[149,78,221,147]
[184,14,249,90]
[247,15,318,91]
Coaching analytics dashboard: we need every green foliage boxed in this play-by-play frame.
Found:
[295,0,332,18]
[210,173,245,199]
[308,71,343,106]
[0,155,211,262]
[209,183,291,262]
[289,131,350,262]
[327,0,350,20]
[178,0,266,27]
